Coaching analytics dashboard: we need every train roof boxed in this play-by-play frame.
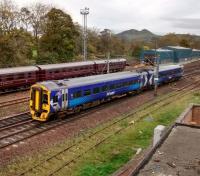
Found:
[38,58,126,70]
[94,58,126,64]
[38,64,182,91]
[39,71,139,90]
[38,61,94,70]
[159,64,183,72]
[0,66,39,75]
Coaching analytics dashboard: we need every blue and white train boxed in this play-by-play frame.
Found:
[30,65,183,121]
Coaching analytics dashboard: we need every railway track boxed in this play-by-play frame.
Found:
[0,97,29,108]
[0,88,29,96]
[17,77,200,176]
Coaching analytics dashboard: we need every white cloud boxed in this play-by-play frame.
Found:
[13,0,200,35]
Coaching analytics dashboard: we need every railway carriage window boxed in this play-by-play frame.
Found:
[109,84,115,90]
[28,73,32,78]
[62,94,65,101]
[102,85,108,92]
[43,94,48,104]
[123,82,129,87]
[84,89,91,96]
[53,95,58,103]
[6,76,14,81]
[116,83,123,88]
[18,74,24,79]
[73,91,82,98]
[93,87,100,94]
[128,81,132,85]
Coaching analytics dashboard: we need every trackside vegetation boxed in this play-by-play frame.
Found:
[71,92,200,176]
[0,91,200,176]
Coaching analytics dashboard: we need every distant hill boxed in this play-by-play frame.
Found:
[116,29,159,42]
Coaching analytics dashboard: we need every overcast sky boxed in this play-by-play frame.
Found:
[14,0,200,35]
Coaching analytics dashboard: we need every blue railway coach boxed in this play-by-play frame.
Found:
[30,65,183,121]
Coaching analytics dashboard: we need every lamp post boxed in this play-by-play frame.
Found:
[80,7,89,61]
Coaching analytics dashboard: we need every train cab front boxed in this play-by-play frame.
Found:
[30,84,50,121]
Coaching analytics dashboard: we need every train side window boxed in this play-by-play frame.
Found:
[116,83,122,88]
[18,74,24,79]
[123,82,127,87]
[43,94,48,104]
[62,94,65,101]
[84,89,91,96]
[28,73,32,78]
[73,91,82,98]
[102,85,108,92]
[53,96,58,103]
[93,87,100,94]
[109,84,115,90]
[7,76,14,81]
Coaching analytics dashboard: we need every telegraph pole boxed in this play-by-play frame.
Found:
[106,29,111,73]
[80,7,89,61]
[154,39,159,96]
[100,29,112,73]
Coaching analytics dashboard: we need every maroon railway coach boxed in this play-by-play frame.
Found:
[0,58,126,92]
[0,66,39,91]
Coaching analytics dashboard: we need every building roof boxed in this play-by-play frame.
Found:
[0,66,39,75]
[165,46,192,50]
[192,49,200,52]
[147,49,174,52]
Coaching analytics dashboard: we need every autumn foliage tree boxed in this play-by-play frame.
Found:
[38,8,78,64]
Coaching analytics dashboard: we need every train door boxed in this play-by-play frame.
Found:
[31,87,42,113]
[62,89,68,109]
[141,72,148,88]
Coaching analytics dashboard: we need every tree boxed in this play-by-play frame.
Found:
[29,3,49,42]
[38,8,78,64]
[19,7,31,31]
[0,0,18,34]
[0,29,33,67]
[179,38,190,47]
[158,33,180,47]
